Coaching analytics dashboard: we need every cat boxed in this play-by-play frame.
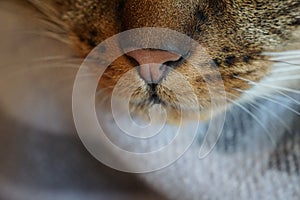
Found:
[0,0,299,199]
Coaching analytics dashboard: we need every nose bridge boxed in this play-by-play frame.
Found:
[118,28,193,58]
[120,0,198,39]
[122,0,185,30]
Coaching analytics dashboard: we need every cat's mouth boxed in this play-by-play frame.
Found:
[98,39,272,122]
[148,84,163,104]
[123,48,189,107]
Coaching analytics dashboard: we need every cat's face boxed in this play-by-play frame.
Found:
[47,0,299,122]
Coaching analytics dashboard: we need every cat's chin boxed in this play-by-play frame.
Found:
[127,103,228,124]
[95,90,228,127]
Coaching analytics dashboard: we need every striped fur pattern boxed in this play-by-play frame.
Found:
[0,0,299,199]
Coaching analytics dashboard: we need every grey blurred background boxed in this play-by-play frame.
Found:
[0,1,166,199]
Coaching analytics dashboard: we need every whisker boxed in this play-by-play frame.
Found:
[0,56,83,71]
[271,66,300,73]
[0,71,96,91]
[235,86,300,106]
[259,96,300,116]
[250,51,300,66]
[270,56,300,62]
[235,89,300,116]
[35,15,68,31]
[24,0,71,45]
[254,84,300,94]
[234,76,300,94]
[260,50,300,67]
[263,50,300,56]
[251,101,292,134]
[271,60,300,66]
[0,63,80,74]
[51,73,99,89]
[252,58,300,67]
[32,56,82,62]
[0,63,82,87]
[226,95,276,145]
[1,59,78,67]
[264,75,300,82]
[26,0,68,30]
[273,90,300,105]
[23,30,71,45]
[232,92,292,134]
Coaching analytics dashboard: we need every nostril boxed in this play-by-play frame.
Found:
[126,49,182,83]
[163,55,185,68]
[126,49,182,66]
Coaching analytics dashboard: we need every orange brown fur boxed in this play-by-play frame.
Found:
[34,0,299,122]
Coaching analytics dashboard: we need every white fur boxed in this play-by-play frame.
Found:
[0,1,299,200]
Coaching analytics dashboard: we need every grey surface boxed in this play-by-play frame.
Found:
[0,1,299,199]
[0,110,167,200]
[0,1,167,199]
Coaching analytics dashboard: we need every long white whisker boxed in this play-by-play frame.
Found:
[0,55,83,70]
[271,60,300,67]
[234,76,300,94]
[23,30,71,45]
[270,55,300,62]
[0,72,96,91]
[262,50,300,66]
[32,56,82,62]
[271,66,300,73]
[26,0,68,30]
[232,92,292,134]
[226,95,276,145]
[236,89,300,116]
[34,15,68,30]
[1,63,80,73]
[234,75,300,105]
[264,75,300,82]
[251,101,292,134]
[263,50,300,56]
[273,91,300,105]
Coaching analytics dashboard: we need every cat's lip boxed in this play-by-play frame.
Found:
[148,83,163,104]
[149,92,163,104]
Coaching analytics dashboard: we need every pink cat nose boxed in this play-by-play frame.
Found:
[126,49,182,83]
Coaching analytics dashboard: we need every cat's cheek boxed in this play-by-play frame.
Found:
[238,50,300,104]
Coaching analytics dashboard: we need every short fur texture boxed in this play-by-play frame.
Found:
[27,0,300,122]
[0,0,299,200]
